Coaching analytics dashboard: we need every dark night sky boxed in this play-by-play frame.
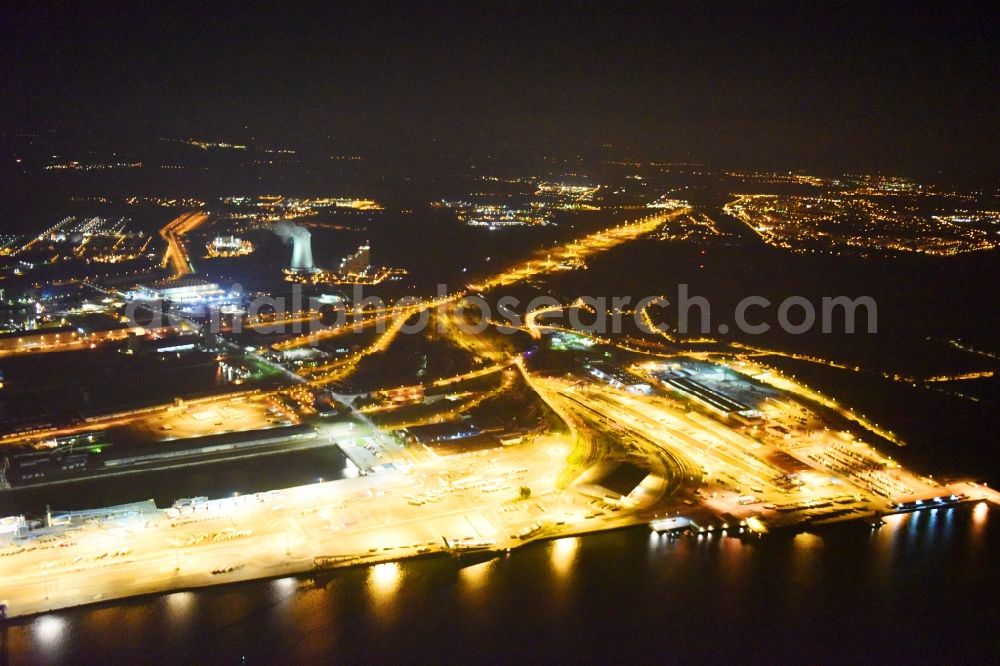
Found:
[2,1,998,175]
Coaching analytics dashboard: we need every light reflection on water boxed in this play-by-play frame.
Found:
[942,506,954,534]
[786,532,823,612]
[272,576,298,596]
[32,614,67,650]
[717,531,749,588]
[970,501,990,553]
[164,591,195,627]
[909,507,923,537]
[364,561,405,627]
[367,561,402,602]
[972,501,989,529]
[459,558,497,590]
[542,536,582,613]
[549,536,579,578]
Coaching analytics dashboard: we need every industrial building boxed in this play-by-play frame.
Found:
[206,235,254,257]
[573,460,652,502]
[403,421,479,444]
[133,276,225,302]
[586,362,650,392]
[338,244,371,276]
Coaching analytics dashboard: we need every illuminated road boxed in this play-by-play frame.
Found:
[160,211,209,278]
[366,368,517,431]
[429,361,513,388]
[0,325,177,357]
[524,298,592,340]
[529,372,700,500]
[300,310,418,386]
[469,209,687,292]
[271,311,400,351]
[274,294,457,354]
[0,391,284,447]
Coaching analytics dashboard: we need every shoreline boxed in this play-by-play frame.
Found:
[3,483,993,622]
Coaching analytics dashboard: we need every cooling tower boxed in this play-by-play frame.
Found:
[272,221,318,273]
[290,232,315,273]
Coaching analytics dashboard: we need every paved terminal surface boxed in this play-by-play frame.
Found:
[0,432,611,619]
